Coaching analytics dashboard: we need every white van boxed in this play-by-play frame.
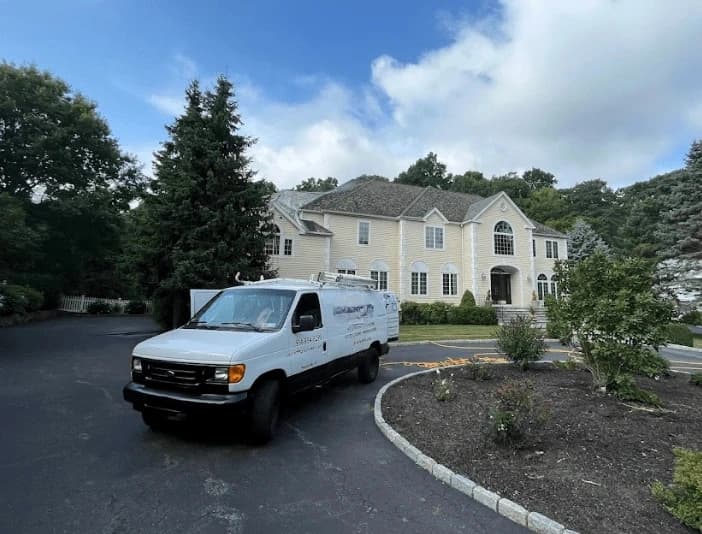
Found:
[123,273,399,442]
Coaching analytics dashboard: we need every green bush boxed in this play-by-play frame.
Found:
[125,300,147,314]
[0,284,44,315]
[609,374,662,407]
[486,381,548,447]
[433,369,455,401]
[86,300,112,314]
[691,373,702,387]
[633,351,670,379]
[447,305,498,325]
[553,359,579,371]
[496,315,546,370]
[652,448,702,531]
[460,290,476,308]
[680,310,702,325]
[427,301,452,324]
[466,364,493,381]
[667,323,694,347]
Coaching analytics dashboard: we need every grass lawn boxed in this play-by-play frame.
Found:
[694,334,702,348]
[398,324,498,342]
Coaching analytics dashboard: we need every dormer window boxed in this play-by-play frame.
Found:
[494,221,514,255]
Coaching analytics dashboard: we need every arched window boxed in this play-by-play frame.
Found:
[410,261,428,296]
[336,258,357,275]
[265,225,281,255]
[494,221,514,255]
[537,273,548,300]
[442,263,459,296]
[550,275,558,298]
[369,259,389,290]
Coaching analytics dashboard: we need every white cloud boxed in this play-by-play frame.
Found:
[143,3,702,189]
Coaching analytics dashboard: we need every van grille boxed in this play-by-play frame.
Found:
[139,360,212,391]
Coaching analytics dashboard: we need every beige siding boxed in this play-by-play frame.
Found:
[325,214,400,291]
[268,208,326,279]
[533,236,568,299]
[473,198,534,306]
[401,219,463,303]
[299,211,324,225]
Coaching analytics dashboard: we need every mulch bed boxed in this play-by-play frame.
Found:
[382,363,702,534]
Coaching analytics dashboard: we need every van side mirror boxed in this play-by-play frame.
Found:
[293,314,315,333]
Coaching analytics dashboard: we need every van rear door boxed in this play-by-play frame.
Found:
[383,292,400,342]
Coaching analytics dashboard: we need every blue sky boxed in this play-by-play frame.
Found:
[2,0,702,189]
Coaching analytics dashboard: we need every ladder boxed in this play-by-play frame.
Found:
[315,271,378,290]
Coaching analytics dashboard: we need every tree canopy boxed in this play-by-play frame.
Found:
[295,176,338,191]
[395,152,450,189]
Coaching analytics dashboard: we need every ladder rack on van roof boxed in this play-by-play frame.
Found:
[315,271,378,290]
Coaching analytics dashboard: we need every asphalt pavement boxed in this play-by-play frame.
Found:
[0,316,524,534]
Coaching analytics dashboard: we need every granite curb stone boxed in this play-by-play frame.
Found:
[374,367,578,534]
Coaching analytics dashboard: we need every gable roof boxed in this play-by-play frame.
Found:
[290,178,563,235]
[271,190,332,235]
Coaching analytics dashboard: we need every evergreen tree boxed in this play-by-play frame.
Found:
[567,219,610,261]
[134,77,274,327]
[656,140,702,295]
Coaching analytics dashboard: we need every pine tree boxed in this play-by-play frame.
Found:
[135,77,274,327]
[656,140,702,297]
[567,219,610,261]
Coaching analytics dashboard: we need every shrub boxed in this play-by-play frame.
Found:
[427,302,452,325]
[496,315,546,370]
[125,300,147,314]
[680,310,702,325]
[0,284,44,315]
[86,300,112,314]
[666,323,694,347]
[433,369,455,401]
[460,290,476,308]
[466,364,493,381]
[447,305,498,325]
[691,373,702,387]
[651,448,702,531]
[609,374,662,407]
[486,381,548,447]
[633,351,670,379]
[111,302,124,314]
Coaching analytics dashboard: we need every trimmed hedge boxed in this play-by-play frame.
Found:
[667,323,693,347]
[125,300,147,314]
[86,300,112,314]
[0,284,44,316]
[460,290,476,308]
[401,300,497,325]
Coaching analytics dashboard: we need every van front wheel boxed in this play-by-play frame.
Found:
[358,348,380,384]
[249,379,281,444]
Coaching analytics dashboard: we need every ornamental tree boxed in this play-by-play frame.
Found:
[546,252,673,390]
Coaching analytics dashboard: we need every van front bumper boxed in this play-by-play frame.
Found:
[123,382,249,415]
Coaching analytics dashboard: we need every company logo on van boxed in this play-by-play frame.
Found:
[333,304,374,318]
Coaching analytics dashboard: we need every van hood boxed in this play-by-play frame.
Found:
[132,328,270,365]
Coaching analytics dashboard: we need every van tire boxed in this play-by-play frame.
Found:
[250,379,281,444]
[142,409,168,431]
[358,348,380,384]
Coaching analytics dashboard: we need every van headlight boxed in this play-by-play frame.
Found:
[214,367,229,381]
[132,357,142,372]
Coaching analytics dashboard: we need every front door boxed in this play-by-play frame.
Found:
[490,270,512,304]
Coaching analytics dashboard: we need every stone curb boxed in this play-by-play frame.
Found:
[374,367,579,534]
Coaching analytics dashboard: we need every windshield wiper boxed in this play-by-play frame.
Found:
[219,321,264,332]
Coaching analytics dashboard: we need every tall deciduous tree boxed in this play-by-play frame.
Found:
[450,171,493,196]
[134,77,274,327]
[295,176,338,191]
[395,152,450,189]
[567,219,610,261]
[0,63,145,299]
[522,167,557,190]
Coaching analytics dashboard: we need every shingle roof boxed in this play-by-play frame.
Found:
[302,179,427,218]
[401,187,483,221]
[462,193,501,221]
[300,219,332,235]
[530,220,566,238]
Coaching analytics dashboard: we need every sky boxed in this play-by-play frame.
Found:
[2,0,702,190]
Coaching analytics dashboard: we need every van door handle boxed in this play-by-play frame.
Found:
[323,341,327,351]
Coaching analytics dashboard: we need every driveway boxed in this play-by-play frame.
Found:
[0,316,524,534]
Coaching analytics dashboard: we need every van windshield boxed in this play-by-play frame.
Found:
[185,288,296,331]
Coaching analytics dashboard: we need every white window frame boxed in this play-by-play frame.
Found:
[537,273,549,300]
[283,238,293,256]
[265,225,281,255]
[410,261,428,295]
[425,225,444,250]
[358,220,370,246]
[494,221,514,256]
[370,270,388,291]
[546,240,559,259]
[550,275,558,298]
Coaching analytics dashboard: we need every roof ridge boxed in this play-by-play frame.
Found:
[399,185,432,217]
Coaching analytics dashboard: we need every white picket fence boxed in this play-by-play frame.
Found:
[59,295,153,314]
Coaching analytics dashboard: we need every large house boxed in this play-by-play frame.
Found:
[266,179,567,309]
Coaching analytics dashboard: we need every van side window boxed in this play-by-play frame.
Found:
[292,293,323,330]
